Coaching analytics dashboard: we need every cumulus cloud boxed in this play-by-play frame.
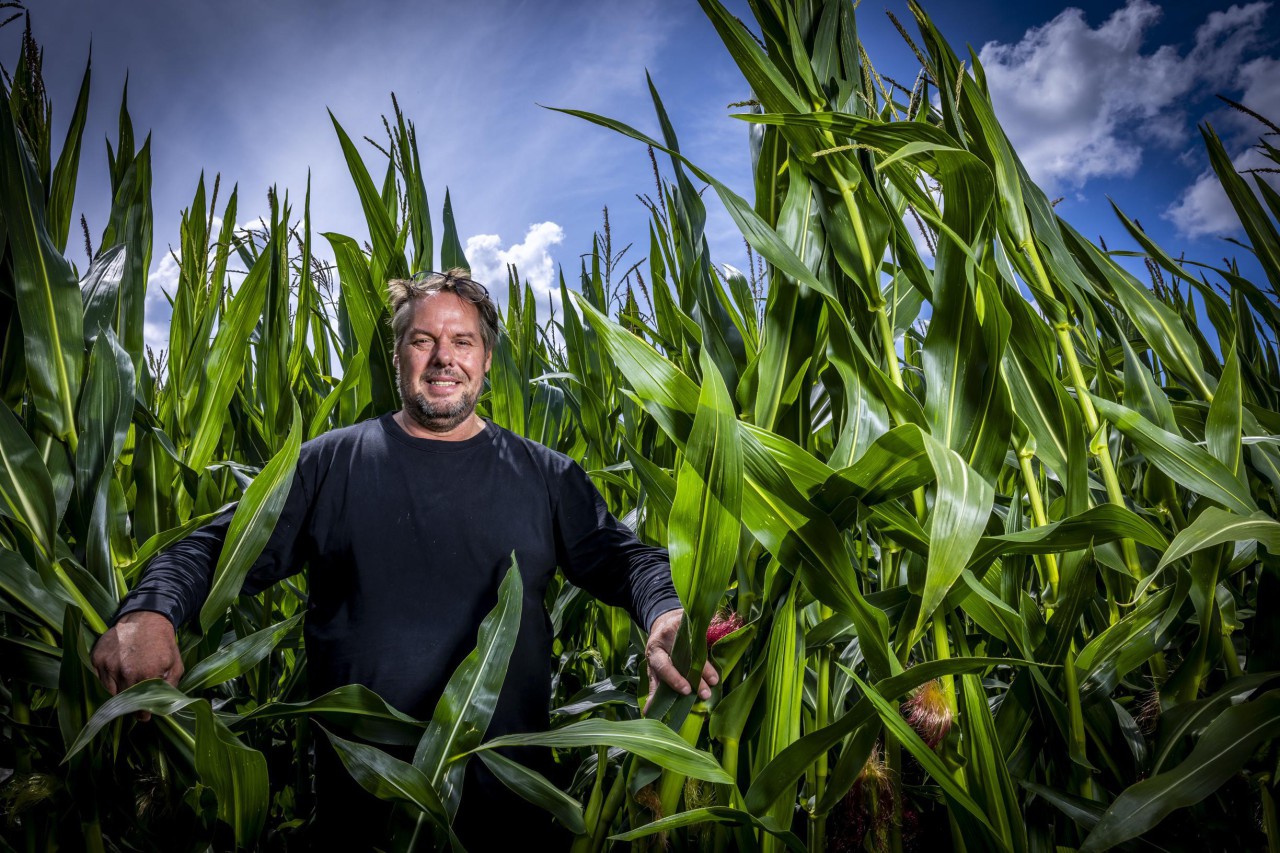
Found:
[977,0,1272,192]
[465,221,566,319]
[144,252,181,355]
[1165,145,1280,238]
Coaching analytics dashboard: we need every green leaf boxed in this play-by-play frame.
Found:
[75,329,134,596]
[179,613,302,693]
[185,237,276,472]
[328,110,408,283]
[969,504,1169,569]
[473,718,732,784]
[47,57,91,252]
[194,700,268,847]
[669,347,743,674]
[1081,689,1280,851]
[1158,508,1280,572]
[1092,395,1256,516]
[0,400,57,561]
[914,432,996,636]
[235,684,426,747]
[414,563,523,820]
[0,82,83,441]
[475,749,586,835]
[65,678,200,760]
[198,398,301,633]
[440,188,468,272]
[1205,337,1244,485]
[319,726,459,849]
[745,657,1027,815]
[610,806,804,852]
[850,671,1009,851]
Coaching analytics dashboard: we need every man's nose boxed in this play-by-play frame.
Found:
[429,341,454,365]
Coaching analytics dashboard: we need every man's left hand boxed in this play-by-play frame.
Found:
[645,608,719,708]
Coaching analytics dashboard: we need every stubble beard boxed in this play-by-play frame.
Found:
[396,363,477,434]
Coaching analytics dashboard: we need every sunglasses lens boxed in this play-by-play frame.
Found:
[409,271,488,302]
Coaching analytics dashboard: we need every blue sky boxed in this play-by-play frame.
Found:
[6,0,1278,351]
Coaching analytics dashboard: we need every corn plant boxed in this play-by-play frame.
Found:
[1,1,1278,851]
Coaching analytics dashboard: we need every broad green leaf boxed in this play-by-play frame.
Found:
[851,671,1009,851]
[669,347,743,676]
[440,188,468,272]
[185,238,275,472]
[319,726,459,849]
[328,110,408,283]
[75,329,134,596]
[0,83,83,441]
[475,749,586,836]
[198,398,301,633]
[1158,508,1280,571]
[414,563,523,821]
[1205,338,1244,485]
[1151,673,1280,774]
[610,806,804,852]
[47,57,91,251]
[95,136,153,370]
[745,657,1028,815]
[236,684,426,747]
[1092,396,1256,516]
[194,700,268,847]
[1081,690,1280,851]
[0,400,57,560]
[960,671,1027,852]
[473,718,732,785]
[968,504,1169,569]
[0,550,64,631]
[1067,219,1213,401]
[180,613,302,693]
[755,587,803,844]
[915,431,996,636]
[66,678,200,760]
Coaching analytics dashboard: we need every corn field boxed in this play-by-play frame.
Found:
[2,0,1279,850]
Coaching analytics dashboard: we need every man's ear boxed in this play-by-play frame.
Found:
[483,348,492,374]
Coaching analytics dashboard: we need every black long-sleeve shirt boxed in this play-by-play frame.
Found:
[116,414,682,733]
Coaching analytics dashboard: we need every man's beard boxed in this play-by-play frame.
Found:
[396,364,477,433]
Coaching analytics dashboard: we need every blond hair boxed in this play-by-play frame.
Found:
[387,268,499,352]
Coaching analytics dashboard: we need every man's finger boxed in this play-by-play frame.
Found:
[702,660,720,687]
[135,710,152,723]
[647,646,691,695]
[101,670,119,696]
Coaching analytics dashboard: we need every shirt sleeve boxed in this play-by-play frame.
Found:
[553,460,683,631]
[111,464,314,630]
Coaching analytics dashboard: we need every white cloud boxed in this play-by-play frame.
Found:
[977,0,1272,192]
[465,221,567,320]
[1164,145,1280,238]
[1229,56,1280,132]
[144,252,180,355]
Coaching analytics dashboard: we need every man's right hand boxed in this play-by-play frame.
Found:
[90,611,184,722]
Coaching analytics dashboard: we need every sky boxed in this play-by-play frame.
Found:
[4,0,1278,354]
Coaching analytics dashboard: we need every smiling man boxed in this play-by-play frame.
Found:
[90,269,716,848]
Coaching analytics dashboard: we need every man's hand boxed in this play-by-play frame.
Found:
[645,608,719,709]
[90,611,183,722]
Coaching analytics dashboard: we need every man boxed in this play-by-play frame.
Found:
[91,269,718,847]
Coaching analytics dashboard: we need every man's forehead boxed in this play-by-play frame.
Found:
[409,292,483,328]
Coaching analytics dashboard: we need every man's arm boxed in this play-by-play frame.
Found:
[92,467,313,713]
[553,460,718,704]
[91,507,235,719]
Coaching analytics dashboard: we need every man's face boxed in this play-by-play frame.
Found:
[394,292,492,434]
